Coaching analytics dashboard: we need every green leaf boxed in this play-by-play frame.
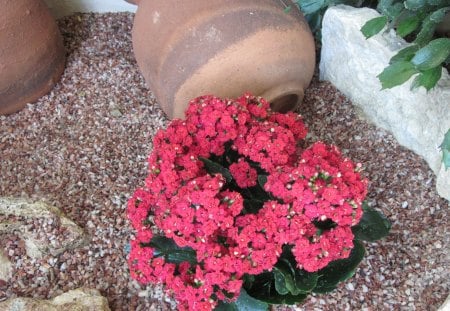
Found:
[404,0,427,10]
[216,288,269,311]
[390,45,420,63]
[361,16,388,38]
[411,66,443,90]
[215,302,237,311]
[396,15,421,37]
[411,38,450,70]
[257,175,267,188]
[273,266,294,295]
[199,157,233,183]
[243,199,265,214]
[440,129,450,170]
[278,247,318,293]
[313,240,365,293]
[415,8,450,46]
[149,235,197,265]
[377,0,404,19]
[377,61,419,89]
[294,268,319,293]
[297,0,326,15]
[245,272,308,305]
[352,202,391,242]
[305,11,323,35]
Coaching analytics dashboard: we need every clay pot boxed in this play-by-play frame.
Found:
[132,0,315,119]
[0,0,65,115]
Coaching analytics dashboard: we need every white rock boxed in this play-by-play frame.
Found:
[0,197,87,258]
[320,5,450,201]
[0,287,110,311]
[0,249,12,281]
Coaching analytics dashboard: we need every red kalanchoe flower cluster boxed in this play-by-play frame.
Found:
[127,94,368,310]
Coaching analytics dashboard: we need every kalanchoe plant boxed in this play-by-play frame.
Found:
[127,94,390,310]
[361,0,450,90]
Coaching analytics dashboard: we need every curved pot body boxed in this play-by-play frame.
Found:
[132,0,315,119]
[0,0,65,115]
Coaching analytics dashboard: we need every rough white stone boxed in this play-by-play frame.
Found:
[0,288,111,311]
[320,5,450,201]
[0,197,86,258]
[0,249,12,281]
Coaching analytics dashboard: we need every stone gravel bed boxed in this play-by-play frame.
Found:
[0,12,448,311]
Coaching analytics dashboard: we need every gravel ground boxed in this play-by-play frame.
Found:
[0,13,449,311]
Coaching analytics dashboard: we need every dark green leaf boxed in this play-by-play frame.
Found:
[396,15,421,37]
[440,129,450,170]
[411,38,450,70]
[243,199,265,214]
[273,266,293,295]
[298,0,326,14]
[352,202,391,242]
[199,157,233,183]
[217,288,269,311]
[305,11,323,35]
[377,61,419,89]
[149,235,197,264]
[294,268,319,293]
[377,0,404,19]
[361,16,388,38]
[443,149,450,170]
[404,0,427,10]
[284,5,292,13]
[415,8,450,46]
[313,240,365,293]
[215,302,238,311]
[376,0,394,15]
[385,3,405,20]
[257,175,267,188]
[390,45,420,63]
[235,289,269,310]
[245,272,308,305]
[411,66,443,90]
[278,247,318,293]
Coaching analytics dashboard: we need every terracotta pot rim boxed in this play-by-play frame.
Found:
[260,81,304,113]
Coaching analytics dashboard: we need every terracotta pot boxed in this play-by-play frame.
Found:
[0,0,65,115]
[132,0,315,119]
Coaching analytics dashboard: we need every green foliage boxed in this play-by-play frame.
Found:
[216,289,269,311]
[149,236,197,264]
[361,16,388,37]
[199,156,233,183]
[352,202,392,242]
[313,240,366,293]
[361,0,450,90]
[377,61,419,89]
[440,128,450,170]
[287,0,378,35]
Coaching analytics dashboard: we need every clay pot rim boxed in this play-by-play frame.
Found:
[261,81,304,113]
